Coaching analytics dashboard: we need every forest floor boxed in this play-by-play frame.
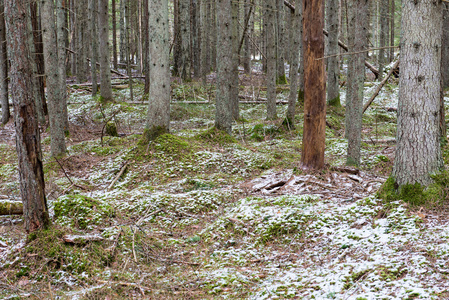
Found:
[1,66,449,299]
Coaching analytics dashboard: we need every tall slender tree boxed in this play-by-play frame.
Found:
[41,0,67,157]
[266,0,277,119]
[231,0,239,120]
[144,0,170,141]
[0,0,8,125]
[345,0,368,166]
[286,0,301,127]
[301,0,326,169]
[326,0,340,106]
[179,0,191,80]
[99,0,113,101]
[57,0,69,131]
[215,0,233,133]
[392,0,443,187]
[89,0,98,95]
[5,0,50,233]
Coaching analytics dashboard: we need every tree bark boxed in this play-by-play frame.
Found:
[266,0,277,119]
[276,0,286,84]
[200,0,209,83]
[301,0,326,169]
[243,0,252,74]
[0,0,8,125]
[286,0,301,126]
[143,0,150,94]
[5,0,50,233]
[41,0,67,157]
[76,0,87,83]
[393,0,443,187]
[231,0,240,120]
[345,0,368,166]
[144,0,170,141]
[89,0,98,95]
[441,6,449,88]
[389,0,395,62]
[57,0,69,131]
[112,0,118,69]
[215,0,233,133]
[30,1,47,125]
[119,0,126,64]
[179,0,191,80]
[326,0,340,106]
[99,0,113,101]
[378,0,387,76]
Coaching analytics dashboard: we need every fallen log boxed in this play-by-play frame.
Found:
[63,234,104,244]
[363,138,396,144]
[0,201,23,215]
[363,59,400,114]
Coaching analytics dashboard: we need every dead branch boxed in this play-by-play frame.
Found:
[362,138,396,144]
[107,160,129,191]
[62,234,104,244]
[363,59,400,114]
[54,157,89,191]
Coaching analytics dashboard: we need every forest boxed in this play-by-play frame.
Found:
[1,0,449,298]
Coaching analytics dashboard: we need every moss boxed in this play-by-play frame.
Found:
[281,117,295,130]
[105,122,119,137]
[249,123,279,141]
[53,194,114,229]
[196,127,237,145]
[343,269,371,290]
[276,74,288,85]
[346,156,359,167]
[23,226,111,277]
[140,125,169,144]
[327,95,341,107]
[377,172,449,207]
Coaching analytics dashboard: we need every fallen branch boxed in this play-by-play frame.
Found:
[0,201,23,215]
[62,234,104,244]
[329,166,360,175]
[107,160,129,190]
[363,138,396,144]
[363,59,400,114]
[54,157,88,191]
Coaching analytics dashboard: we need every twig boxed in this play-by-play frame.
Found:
[107,160,129,190]
[54,157,88,190]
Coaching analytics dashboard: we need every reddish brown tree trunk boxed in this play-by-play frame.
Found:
[5,0,50,233]
[301,0,326,169]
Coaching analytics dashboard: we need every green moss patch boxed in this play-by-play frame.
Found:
[196,127,237,145]
[377,172,449,207]
[53,194,114,229]
[249,123,280,141]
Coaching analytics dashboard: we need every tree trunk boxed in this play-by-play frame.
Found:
[389,0,395,62]
[30,1,47,125]
[179,0,191,80]
[41,0,67,157]
[210,0,217,71]
[143,0,170,141]
[301,0,326,169]
[99,0,113,101]
[266,0,277,119]
[89,0,98,95]
[126,0,133,101]
[441,6,449,89]
[112,0,118,69]
[243,0,252,74]
[76,0,87,83]
[200,0,209,83]
[378,0,387,76]
[276,0,286,84]
[326,0,340,106]
[286,0,301,127]
[143,0,150,94]
[393,0,443,187]
[231,0,239,120]
[57,0,69,131]
[119,0,126,64]
[0,0,8,125]
[192,0,200,78]
[215,0,233,133]
[5,0,50,233]
[173,0,181,76]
